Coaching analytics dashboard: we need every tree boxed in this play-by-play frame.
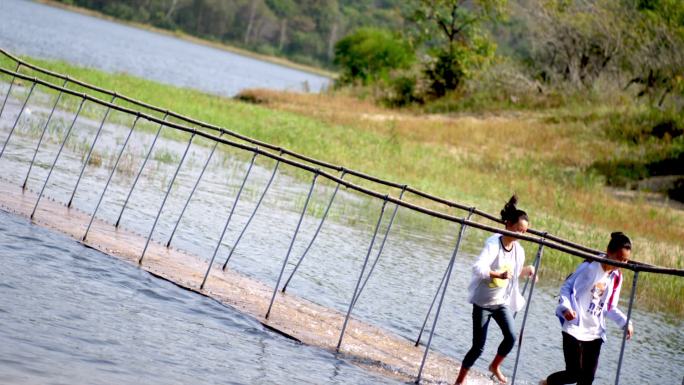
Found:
[334,27,414,85]
[408,0,505,97]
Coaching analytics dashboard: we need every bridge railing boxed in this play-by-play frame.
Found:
[0,56,681,385]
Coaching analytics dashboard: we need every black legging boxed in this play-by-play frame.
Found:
[546,332,603,385]
[461,304,516,369]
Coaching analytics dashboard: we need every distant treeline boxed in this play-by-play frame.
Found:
[55,0,407,68]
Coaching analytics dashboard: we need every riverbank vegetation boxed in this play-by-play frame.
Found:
[1,50,681,316]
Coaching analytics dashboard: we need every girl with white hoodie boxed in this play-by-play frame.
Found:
[541,232,634,385]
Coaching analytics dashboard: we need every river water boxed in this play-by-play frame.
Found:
[0,2,682,384]
[0,0,330,95]
[0,81,681,384]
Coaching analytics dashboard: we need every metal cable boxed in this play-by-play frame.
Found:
[511,241,545,385]
[415,220,469,384]
[281,169,346,293]
[350,186,407,308]
[265,172,319,319]
[67,94,116,207]
[83,116,140,241]
[22,79,69,189]
[139,132,195,264]
[115,113,168,228]
[336,198,388,351]
[0,82,36,160]
[31,98,85,219]
[200,152,259,290]
[0,62,20,120]
[222,157,281,270]
[614,271,639,385]
[166,134,223,248]
[415,207,475,347]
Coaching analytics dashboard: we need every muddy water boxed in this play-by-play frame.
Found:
[0,82,682,384]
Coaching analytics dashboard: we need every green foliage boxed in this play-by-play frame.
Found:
[334,28,414,85]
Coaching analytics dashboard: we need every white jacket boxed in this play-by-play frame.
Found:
[467,234,527,312]
[556,261,628,341]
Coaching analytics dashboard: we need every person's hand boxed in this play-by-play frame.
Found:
[522,265,538,282]
[626,322,634,340]
[563,309,576,321]
[497,270,511,280]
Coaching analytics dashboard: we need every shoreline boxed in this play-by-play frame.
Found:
[33,0,337,80]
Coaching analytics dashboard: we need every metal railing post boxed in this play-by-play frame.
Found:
[614,270,639,385]
[265,172,319,319]
[336,198,388,351]
[0,82,36,160]
[0,63,21,120]
[350,186,406,307]
[222,157,281,270]
[200,152,258,290]
[31,98,85,219]
[22,78,69,190]
[166,134,223,248]
[66,94,117,207]
[281,170,346,292]
[115,112,168,228]
[82,116,140,241]
[415,221,468,384]
[415,208,475,347]
[510,241,545,385]
[138,132,195,264]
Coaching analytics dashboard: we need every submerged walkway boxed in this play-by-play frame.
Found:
[0,178,494,385]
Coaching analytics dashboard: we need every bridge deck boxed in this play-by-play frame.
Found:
[0,177,496,385]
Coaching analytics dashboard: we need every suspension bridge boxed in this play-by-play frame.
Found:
[0,48,681,385]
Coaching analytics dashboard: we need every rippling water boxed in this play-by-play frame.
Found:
[0,0,330,95]
[0,62,682,384]
[0,211,406,385]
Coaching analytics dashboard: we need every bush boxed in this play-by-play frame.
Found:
[334,28,414,86]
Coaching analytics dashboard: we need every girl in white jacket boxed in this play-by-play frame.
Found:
[454,195,536,384]
[541,232,634,385]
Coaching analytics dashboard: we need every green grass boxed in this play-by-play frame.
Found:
[0,54,681,316]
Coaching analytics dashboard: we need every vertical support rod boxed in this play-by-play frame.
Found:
[614,270,639,385]
[222,158,281,270]
[0,63,21,121]
[82,116,140,241]
[510,242,545,385]
[166,134,223,248]
[31,98,85,219]
[415,208,475,347]
[336,198,389,351]
[115,112,168,228]
[66,95,117,208]
[415,221,468,384]
[200,152,258,290]
[0,82,36,160]
[265,172,319,319]
[280,170,347,292]
[350,186,406,307]
[138,132,195,264]
[23,79,69,190]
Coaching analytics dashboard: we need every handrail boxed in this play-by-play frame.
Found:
[0,48,605,257]
[3,67,682,277]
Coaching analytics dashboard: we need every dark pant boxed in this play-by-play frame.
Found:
[546,332,603,385]
[461,304,516,369]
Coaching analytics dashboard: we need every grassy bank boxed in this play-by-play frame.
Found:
[0,55,681,317]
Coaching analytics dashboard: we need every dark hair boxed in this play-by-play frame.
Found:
[607,232,632,253]
[500,195,529,225]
